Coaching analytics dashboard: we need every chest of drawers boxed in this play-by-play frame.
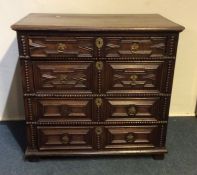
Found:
[11,13,184,160]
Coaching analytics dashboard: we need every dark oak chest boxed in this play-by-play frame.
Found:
[12,13,184,159]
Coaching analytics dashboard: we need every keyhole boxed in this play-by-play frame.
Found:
[96,37,103,48]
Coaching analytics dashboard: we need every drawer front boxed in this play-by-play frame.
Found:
[38,126,95,151]
[27,97,169,122]
[32,98,94,122]
[37,125,163,151]
[103,36,167,58]
[24,35,176,58]
[33,61,95,93]
[104,61,170,93]
[28,36,95,58]
[102,125,162,149]
[103,97,168,121]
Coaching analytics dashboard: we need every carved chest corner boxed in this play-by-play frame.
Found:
[11,13,184,160]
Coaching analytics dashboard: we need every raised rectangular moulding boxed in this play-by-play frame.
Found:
[104,97,170,122]
[102,125,165,150]
[32,98,94,122]
[104,60,174,94]
[37,126,95,151]
[32,61,95,93]
[103,36,169,58]
[28,36,95,58]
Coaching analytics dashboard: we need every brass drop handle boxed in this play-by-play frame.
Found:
[95,127,102,135]
[57,43,66,53]
[96,37,104,49]
[126,133,134,143]
[127,105,137,116]
[131,43,140,52]
[61,134,69,144]
[130,74,138,85]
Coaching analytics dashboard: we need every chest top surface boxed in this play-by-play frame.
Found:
[11,13,184,32]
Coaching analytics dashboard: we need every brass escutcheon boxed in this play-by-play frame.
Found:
[96,37,104,49]
[95,98,102,107]
[128,105,137,116]
[126,133,134,143]
[61,134,69,144]
[131,43,139,52]
[57,43,66,53]
[96,61,103,71]
[95,127,103,135]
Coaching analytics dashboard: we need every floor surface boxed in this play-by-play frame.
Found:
[0,117,197,175]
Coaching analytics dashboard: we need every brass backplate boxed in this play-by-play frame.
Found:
[130,74,138,81]
[130,74,138,86]
[96,61,103,70]
[57,43,66,52]
[131,42,139,51]
[126,133,134,143]
[95,98,102,107]
[128,105,137,116]
[95,127,103,135]
[96,37,104,49]
[61,134,69,144]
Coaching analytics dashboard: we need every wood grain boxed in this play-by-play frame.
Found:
[11,13,185,31]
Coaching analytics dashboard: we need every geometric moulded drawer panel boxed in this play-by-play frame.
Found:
[33,61,95,93]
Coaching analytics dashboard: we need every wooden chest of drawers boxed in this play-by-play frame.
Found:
[12,13,184,159]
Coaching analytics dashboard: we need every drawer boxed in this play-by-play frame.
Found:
[103,97,168,121]
[32,98,94,122]
[104,61,171,93]
[25,35,174,58]
[28,36,95,58]
[102,125,163,150]
[27,97,169,122]
[103,36,168,58]
[32,61,96,93]
[37,125,164,151]
[23,60,173,93]
[37,126,95,151]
